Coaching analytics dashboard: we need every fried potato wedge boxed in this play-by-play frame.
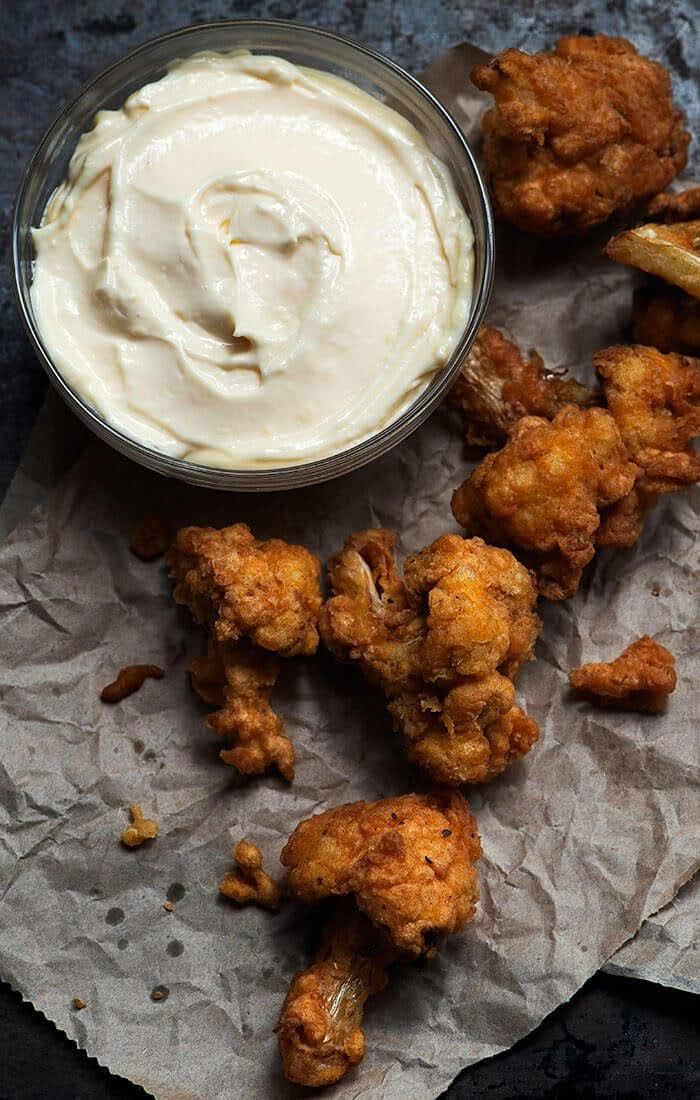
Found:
[605,220,700,298]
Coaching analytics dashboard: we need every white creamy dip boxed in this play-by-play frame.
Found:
[31,51,474,467]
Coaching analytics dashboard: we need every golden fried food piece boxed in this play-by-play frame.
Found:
[121,804,159,848]
[320,530,540,783]
[472,36,689,237]
[452,406,639,599]
[646,186,700,223]
[632,285,700,353]
[569,635,676,712]
[278,792,481,1086]
[604,220,700,298]
[595,345,700,496]
[450,326,596,446]
[129,514,171,561]
[219,839,283,909]
[190,640,294,780]
[100,664,164,703]
[278,903,394,1088]
[282,790,481,958]
[168,524,322,656]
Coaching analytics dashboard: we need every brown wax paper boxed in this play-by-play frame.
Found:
[0,40,698,1100]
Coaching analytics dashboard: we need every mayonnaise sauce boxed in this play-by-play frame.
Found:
[31,51,473,467]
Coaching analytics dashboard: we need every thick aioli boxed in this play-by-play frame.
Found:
[31,52,474,467]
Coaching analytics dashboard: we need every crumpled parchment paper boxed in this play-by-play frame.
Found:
[0,39,698,1100]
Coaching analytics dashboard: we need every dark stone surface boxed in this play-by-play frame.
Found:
[1,3,698,1097]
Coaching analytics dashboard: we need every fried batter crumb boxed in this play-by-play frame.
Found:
[72,997,86,1010]
[100,665,164,703]
[121,804,159,848]
[569,636,676,712]
[472,36,689,237]
[450,326,595,446]
[129,515,171,561]
[163,901,174,912]
[220,839,282,909]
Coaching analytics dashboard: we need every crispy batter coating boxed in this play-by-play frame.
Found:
[604,220,700,298]
[129,515,171,561]
[646,186,700,223]
[472,36,689,237]
[281,791,481,958]
[450,326,595,446]
[121,804,159,848]
[100,664,164,703]
[190,640,295,780]
[167,524,322,657]
[278,903,394,1088]
[569,635,676,712]
[320,530,540,783]
[452,406,639,599]
[632,284,700,354]
[595,345,700,495]
[219,839,282,909]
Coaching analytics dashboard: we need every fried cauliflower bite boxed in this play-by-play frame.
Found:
[472,36,689,237]
[189,640,295,780]
[595,345,700,495]
[632,285,700,354]
[320,531,540,784]
[569,635,676,713]
[449,326,596,447]
[169,525,322,780]
[452,406,639,599]
[167,524,322,657]
[278,903,394,1088]
[282,791,482,958]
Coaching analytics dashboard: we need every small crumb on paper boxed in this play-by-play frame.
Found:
[129,515,171,561]
[101,665,164,703]
[72,996,86,1010]
[121,804,159,848]
[220,840,282,910]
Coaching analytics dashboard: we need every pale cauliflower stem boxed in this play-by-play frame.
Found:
[277,791,481,1087]
[168,524,322,779]
[320,529,541,784]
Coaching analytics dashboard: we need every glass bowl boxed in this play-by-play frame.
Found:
[12,19,494,491]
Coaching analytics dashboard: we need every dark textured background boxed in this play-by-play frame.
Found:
[1,2,698,1097]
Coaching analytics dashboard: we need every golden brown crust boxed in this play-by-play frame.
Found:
[645,186,700,223]
[219,839,283,909]
[282,790,481,958]
[190,640,295,780]
[100,664,164,703]
[451,406,639,599]
[121,804,159,847]
[569,635,676,712]
[472,35,689,237]
[604,220,700,298]
[167,524,322,656]
[594,344,700,494]
[320,530,540,783]
[449,327,596,446]
[277,904,393,1087]
[632,285,700,354]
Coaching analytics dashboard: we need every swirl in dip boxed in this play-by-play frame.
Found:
[31,52,473,467]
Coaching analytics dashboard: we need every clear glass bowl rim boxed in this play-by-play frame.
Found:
[11,17,495,491]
